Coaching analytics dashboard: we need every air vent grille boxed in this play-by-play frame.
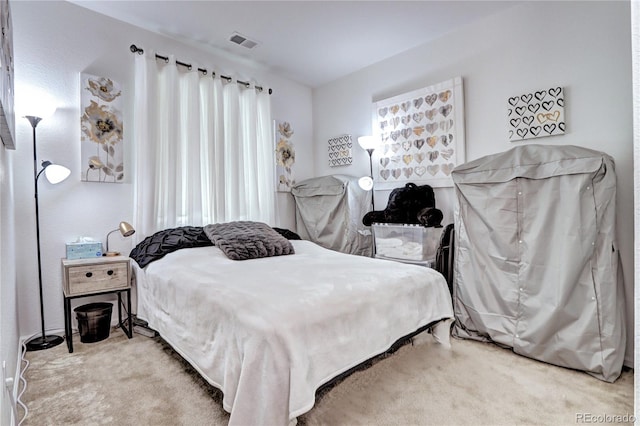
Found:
[229,32,258,49]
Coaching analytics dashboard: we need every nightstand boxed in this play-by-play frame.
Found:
[62,256,133,353]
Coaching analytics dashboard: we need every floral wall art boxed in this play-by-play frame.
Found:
[508,86,565,141]
[274,120,295,192]
[372,77,465,189]
[80,73,124,182]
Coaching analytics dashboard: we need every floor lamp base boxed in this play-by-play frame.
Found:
[25,334,64,352]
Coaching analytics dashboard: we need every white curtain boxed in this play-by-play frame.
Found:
[133,52,275,239]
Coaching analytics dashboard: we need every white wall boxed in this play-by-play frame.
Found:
[313,1,634,365]
[631,0,639,416]
[271,79,315,227]
[0,123,18,425]
[11,1,312,343]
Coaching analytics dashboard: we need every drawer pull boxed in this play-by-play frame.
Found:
[107,270,114,276]
[85,272,93,278]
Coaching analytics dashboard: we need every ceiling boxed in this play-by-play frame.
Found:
[68,1,520,88]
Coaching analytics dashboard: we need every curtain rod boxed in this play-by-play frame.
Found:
[129,44,273,95]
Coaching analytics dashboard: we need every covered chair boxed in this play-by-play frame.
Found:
[451,144,625,382]
[291,175,371,256]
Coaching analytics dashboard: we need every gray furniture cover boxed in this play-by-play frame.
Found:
[451,144,626,382]
[292,175,371,256]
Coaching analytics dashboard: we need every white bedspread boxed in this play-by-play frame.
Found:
[135,240,453,425]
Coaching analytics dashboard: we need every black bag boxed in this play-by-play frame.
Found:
[362,182,442,227]
[434,224,455,294]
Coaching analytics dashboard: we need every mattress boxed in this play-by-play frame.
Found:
[134,239,453,425]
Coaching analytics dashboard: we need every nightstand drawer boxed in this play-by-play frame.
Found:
[63,258,130,296]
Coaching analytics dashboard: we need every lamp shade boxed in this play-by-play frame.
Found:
[358,176,374,191]
[105,221,135,255]
[118,221,135,237]
[357,136,379,151]
[43,163,71,184]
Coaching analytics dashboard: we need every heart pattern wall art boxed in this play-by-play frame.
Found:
[372,77,465,189]
[328,134,353,167]
[508,86,565,141]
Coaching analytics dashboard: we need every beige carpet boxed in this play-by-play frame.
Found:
[19,327,633,425]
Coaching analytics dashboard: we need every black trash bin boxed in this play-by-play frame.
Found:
[74,302,113,343]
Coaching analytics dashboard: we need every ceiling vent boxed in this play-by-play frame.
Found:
[229,32,258,49]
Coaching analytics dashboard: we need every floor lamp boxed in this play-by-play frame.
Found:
[357,136,379,211]
[25,114,71,352]
[358,136,380,258]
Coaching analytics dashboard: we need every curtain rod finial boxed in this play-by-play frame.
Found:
[130,44,144,55]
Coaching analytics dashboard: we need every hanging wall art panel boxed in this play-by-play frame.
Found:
[328,134,353,167]
[373,77,465,189]
[508,86,565,142]
[80,73,124,182]
[0,0,14,149]
[274,120,296,192]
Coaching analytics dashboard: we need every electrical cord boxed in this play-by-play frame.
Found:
[3,366,18,425]
[16,329,73,425]
[16,335,32,426]
[16,316,119,425]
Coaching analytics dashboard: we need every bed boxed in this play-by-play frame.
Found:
[131,222,454,425]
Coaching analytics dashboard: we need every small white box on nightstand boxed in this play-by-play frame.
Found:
[66,241,103,259]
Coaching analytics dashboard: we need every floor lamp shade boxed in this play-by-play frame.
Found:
[42,162,71,184]
[357,135,379,151]
[358,176,373,191]
[25,114,70,352]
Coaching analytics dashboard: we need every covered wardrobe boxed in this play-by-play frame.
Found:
[291,175,371,256]
[451,144,625,382]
